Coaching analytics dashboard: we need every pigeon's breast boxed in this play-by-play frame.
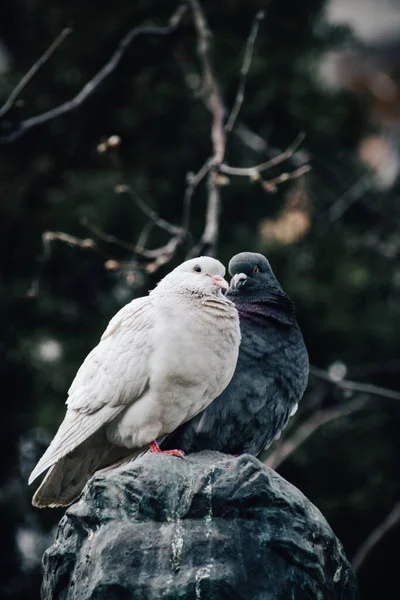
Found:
[149,296,240,431]
[107,295,240,447]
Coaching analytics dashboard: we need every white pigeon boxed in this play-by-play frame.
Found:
[29,256,240,508]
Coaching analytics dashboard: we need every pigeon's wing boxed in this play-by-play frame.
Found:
[29,296,154,484]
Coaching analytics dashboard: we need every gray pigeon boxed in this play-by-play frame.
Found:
[161,252,309,456]
[29,256,240,507]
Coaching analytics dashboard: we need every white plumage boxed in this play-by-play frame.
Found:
[29,257,240,507]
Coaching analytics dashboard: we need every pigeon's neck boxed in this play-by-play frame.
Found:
[154,278,226,302]
[234,294,295,327]
[153,285,235,319]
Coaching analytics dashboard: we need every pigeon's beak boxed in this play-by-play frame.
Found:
[229,273,248,291]
[207,274,229,290]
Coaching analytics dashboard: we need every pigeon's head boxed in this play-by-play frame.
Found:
[227,252,287,301]
[161,256,229,296]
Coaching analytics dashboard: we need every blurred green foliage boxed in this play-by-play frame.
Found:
[1,1,400,598]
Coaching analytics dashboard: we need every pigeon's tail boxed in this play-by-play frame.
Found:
[32,433,145,508]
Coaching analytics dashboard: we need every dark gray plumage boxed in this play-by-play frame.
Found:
[161,252,309,456]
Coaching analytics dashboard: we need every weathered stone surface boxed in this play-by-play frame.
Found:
[42,452,358,599]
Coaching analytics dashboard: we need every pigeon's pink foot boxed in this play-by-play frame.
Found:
[163,449,185,458]
[149,440,185,458]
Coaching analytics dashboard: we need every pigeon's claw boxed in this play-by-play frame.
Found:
[163,449,185,458]
[149,440,185,458]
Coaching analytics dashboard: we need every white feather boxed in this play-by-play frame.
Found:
[29,256,241,502]
[29,297,153,483]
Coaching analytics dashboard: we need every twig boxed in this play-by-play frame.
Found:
[31,223,187,289]
[84,161,209,271]
[264,396,368,470]
[219,132,306,176]
[27,230,107,297]
[142,235,184,272]
[41,231,98,250]
[234,122,268,152]
[174,44,268,154]
[182,158,212,235]
[82,217,184,261]
[0,28,72,121]
[119,184,187,266]
[27,232,53,297]
[115,184,183,236]
[178,3,300,256]
[352,502,400,573]
[190,172,220,257]
[328,173,373,222]
[136,221,155,253]
[190,0,226,165]
[310,365,400,401]
[133,230,185,262]
[260,164,311,192]
[190,0,228,257]
[80,219,138,253]
[0,5,187,142]
[224,11,264,134]
[182,159,212,258]
[80,179,186,270]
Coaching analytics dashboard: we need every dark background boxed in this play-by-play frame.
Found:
[1,1,400,598]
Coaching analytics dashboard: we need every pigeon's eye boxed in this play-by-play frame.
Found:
[193,265,202,273]
[253,266,260,274]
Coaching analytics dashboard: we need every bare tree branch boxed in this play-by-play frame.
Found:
[115,184,183,236]
[80,219,138,254]
[71,165,193,276]
[141,235,185,271]
[81,217,185,262]
[27,3,310,284]
[182,158,212,244]
[328,173,373,222]
[0,5,187,142]
[178,3,307,257]
[41,231,98,251]
[234,122,268,152]
[260,164,311,192]
[224,10,264,134]
[174,43,268,154]
[27,230,107,297]
[28,220,185,296]
[83,156,212,273]
[264,395,369,470]
[264,361,400,471]
[190,0,226,165]
[117,183,188,268]
[189,0,229,257]
[219,132,306,176]
[352,502,400,573]
[191,172,221,257]
[310,365,400,401]
[114,232,186,275]
[0,27,72,121]
[136,220,155,254]
[27,232,53,297]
